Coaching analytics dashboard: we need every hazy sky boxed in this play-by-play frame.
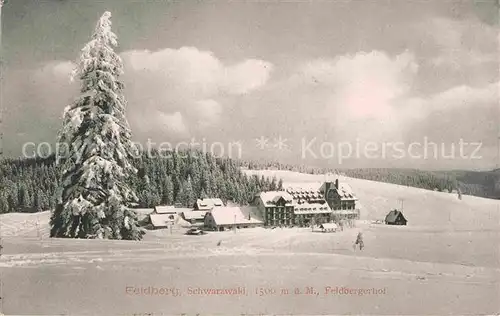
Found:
[2,0,499,170]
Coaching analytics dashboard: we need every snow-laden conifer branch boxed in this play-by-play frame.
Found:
[50,11,143,240]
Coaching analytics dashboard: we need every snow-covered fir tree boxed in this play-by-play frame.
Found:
[50,11,144,240]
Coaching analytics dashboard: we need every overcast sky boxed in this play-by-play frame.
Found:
[2,0,499,170]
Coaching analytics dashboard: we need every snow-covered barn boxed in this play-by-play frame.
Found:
[204,207,263,231]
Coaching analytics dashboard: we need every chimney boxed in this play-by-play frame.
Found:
[324,181,331,196]
[335,178,339,189]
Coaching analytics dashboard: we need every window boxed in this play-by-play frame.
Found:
[327,189,336,201]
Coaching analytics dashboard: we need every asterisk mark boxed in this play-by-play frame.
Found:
[255,136,270,150]
[273,135,289,151]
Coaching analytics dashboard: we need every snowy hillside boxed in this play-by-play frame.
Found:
[244,169,500,230]
[1,172,499,315]
[2,170,499,239]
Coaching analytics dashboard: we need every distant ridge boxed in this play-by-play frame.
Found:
[239,159,500,200]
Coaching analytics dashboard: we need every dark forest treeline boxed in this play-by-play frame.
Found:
[0,150,283,214]
[240,160,500,200]
[1,154,498,215]
[445,169,500,199]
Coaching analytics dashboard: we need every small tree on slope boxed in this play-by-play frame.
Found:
[50,11,144,240]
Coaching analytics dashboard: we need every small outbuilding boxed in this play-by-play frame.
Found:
[319,223,338,232]
[384,209,407,226]
[149,214,174,229]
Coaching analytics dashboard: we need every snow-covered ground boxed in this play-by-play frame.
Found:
[0,211,51,238]
[1,170,499,315]
[245,169,500,230]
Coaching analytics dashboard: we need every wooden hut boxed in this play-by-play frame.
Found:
[384,209,407,226]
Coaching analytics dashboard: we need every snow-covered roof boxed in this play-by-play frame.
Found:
[154,205,178,214]
[176,216,193,228]
[182,210,208,221]
[320,223,338,230]
[150,214,175,227]
[284,183,326,204]
[195,198,224,210]
[258,191,293,207]
[285,181,357,202]
[336,183,357,200]
[132,208,154,215]
[174,207,195,214]
[319,181,358,201]
[209,207,263,226]
[385,210,406,223]
[293,203,331,214]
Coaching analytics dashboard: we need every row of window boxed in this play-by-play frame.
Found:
[296,206,329,211]
[331,205,355,210]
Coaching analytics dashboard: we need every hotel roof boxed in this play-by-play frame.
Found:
[210,207,263,226]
